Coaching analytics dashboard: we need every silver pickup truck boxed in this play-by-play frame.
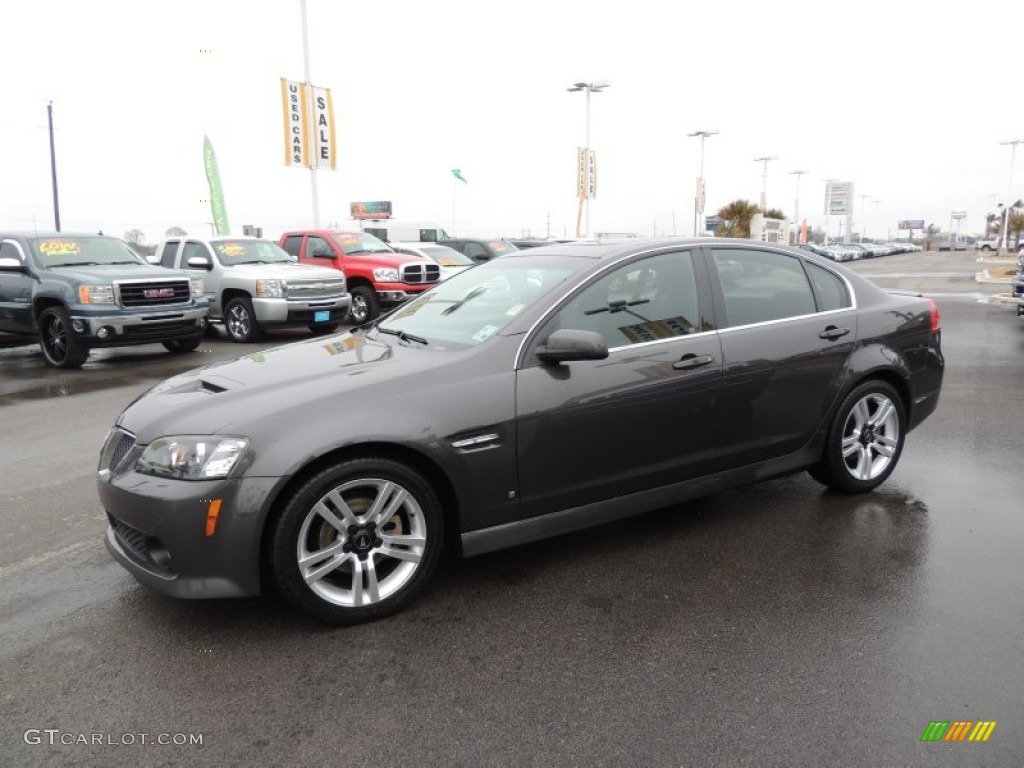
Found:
[153,236,350,342]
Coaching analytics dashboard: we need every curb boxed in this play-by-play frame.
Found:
[975,270,1013,284]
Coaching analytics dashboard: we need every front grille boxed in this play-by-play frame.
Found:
[400,262,441,285]
[108,514,173,575]
[285,278,347,300]
[99,427,136,472]
[117,279,191,308]
[121,320,196,339]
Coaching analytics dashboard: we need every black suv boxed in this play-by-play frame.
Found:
[0,233,210,368]
[437,238,519,264]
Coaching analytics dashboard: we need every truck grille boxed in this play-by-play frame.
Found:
[285,278,347,300]
[99,427,136,472]
[400,262,441,285]
[116,279,191,308]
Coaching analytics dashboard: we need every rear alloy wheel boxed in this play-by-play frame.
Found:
[809,380,905,493]
[224,297,263,342]
[270,457,444,624]
[346,286,380,325]
[163,336,203,353]
[38,306,89,368]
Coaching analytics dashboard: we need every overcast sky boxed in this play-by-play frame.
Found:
[1,0,1020,244]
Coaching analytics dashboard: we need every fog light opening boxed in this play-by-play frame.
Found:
[150,546,172,570]
[71,319,86,333]
[96,326,112,339]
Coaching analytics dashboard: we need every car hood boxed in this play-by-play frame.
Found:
[222,263,343,280]
[48,264,189,282]
[117,331,444,441]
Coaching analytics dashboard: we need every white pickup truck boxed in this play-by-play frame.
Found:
[152,236,350,342]
[974,237,1002,252]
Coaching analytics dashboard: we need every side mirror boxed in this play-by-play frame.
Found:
[536,329,609,364]
[187,256,212,270]
[145,254,161,266]
[0,257,26,272]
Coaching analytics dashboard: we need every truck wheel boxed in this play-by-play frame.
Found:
[347,286,379,325]
[38,306,90,368]
[163,336,202,353]
[224,297,263,342]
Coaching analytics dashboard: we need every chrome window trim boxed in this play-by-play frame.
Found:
[0,238,29,263]
[715,305,856,335]
[512,244,699,370]
[604,327,718,354]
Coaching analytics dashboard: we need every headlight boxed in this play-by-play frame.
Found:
[373,268,401,282]
[190,277,205,297]
[78,284,115,304]
[255,279,284,298]
[136,436,249,480]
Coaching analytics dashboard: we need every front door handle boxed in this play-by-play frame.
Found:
[673,354,714,370]
[819,326,850,341]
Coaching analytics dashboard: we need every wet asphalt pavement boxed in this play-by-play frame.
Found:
[0,251,1022,767]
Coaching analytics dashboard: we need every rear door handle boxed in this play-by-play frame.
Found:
[819,326,850,341]
[673,354,714,370]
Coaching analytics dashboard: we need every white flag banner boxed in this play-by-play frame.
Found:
[280,78,308,168]
[310,85,336,170]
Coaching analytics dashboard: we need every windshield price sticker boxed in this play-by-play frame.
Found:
[217,243,246,258]
[472,324,500,342]
[38,240,81,257]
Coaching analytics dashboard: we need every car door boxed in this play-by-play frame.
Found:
[515,247,722,520]
[0,239,37,333]
[706,245,856,469]
[303,235,338,270]
[181,240,218,314]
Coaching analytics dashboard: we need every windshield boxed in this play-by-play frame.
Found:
[331,232,394,255]
[29,236,146,268]
[487,240,519,257]
[376,256,579,349]
[419,246,475,267]
[211,239,294,265]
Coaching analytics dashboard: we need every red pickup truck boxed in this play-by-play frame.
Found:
[279,230,441,323]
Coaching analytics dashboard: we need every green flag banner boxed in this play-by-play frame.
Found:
[204,136,230,235]
[451,168,468,184]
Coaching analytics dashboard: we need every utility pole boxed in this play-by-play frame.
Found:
[789,170,808,242]
[754,156,777,211]
[688,130,718,235]
[47,101,61,232]
[998,139,1022,254]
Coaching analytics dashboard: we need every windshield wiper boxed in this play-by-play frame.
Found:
[230,260,267,265]
[377,327,428,345]
[47,262,100,267]
[441,285,488,316]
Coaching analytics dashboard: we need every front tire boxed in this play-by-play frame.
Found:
[163,336,202,353]
[270,457,444,624]
[224,297,263,342]
[38,306,89,368]
[346,286,380,325]
[809,380,906,493]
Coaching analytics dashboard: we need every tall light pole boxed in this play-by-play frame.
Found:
[567,80,610,239]
[858,194,870,241]
[688,130,718,236]
[754,156,777,211]
[789,170,808,242]
[47,101,61,232]
[869,199,881,241]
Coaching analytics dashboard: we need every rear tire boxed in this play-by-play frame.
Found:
[346,286,379,325]
[270,456,444,625]
[38,306,89,368]
[809,380,906,494]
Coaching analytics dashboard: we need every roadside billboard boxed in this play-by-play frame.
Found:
[350,201,393,220]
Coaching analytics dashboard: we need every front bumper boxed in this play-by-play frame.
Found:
[374,282,436,307]
[98,467,280,599]
[70,304,208,346]
[252,295,351,325]
[1010,274,1024,299]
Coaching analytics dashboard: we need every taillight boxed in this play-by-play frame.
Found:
[929,299,940,334]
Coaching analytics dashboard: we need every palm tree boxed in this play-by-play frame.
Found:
[714,199,761,238]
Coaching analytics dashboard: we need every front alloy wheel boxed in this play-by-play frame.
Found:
[224,297,263,342]
[271,457,443,624]
[39,306,89,368]
[809,380,906,493]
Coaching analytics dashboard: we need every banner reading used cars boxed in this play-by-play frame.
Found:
[280,78,336,170]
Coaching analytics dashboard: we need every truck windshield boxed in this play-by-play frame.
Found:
[29,237,146,268]
[210,239,294,266]
[331,232,394,255]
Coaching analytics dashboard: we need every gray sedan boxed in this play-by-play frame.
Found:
[98,238,944,624]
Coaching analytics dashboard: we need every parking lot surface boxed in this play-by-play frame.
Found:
[1,251,1022,767]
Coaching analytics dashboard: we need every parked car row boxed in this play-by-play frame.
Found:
[798,241,922,263]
